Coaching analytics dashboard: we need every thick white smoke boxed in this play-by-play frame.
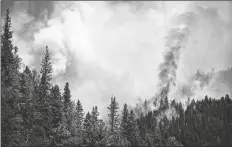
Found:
[135,2,232,118]
[9,1,232,119]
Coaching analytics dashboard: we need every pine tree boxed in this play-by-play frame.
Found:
[37,46,53,142]
[63,82,71,112]
[18,66,35,146]
[1,8,21,88]
[73,99,85,137]
[108,96,120,132]
[83,112,92,146]
[30,69,45,145]
[91,106,99,132]
[107,96,120,146]
[39,46,53,103]
[121,103,129,138]
[89,106,100,145]
[84,106,107,146]
[1,8,22,146]
[127,110,143,146]
[127,110,135,144]
[62,82,74,134]
[50,85,63,128]
[120,103,131,146]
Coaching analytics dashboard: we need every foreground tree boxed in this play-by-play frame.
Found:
[127,110,144,146]
[63,82,72,112]
[39,46,53,101]
[50,85,63,128]
[73,99,85,137]
[1,8,22,146]
[120,103,131,146]
[62,82,74,132]
[18,66,36,146]
[83,112,92,146]
[34,46,53,145]
[107,96,120,146]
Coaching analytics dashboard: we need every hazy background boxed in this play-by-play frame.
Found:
[1,1,232,119]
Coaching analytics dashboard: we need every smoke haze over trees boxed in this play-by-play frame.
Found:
[1,1,232,146]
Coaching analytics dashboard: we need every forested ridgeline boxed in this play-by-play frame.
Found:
[1,9,232,147]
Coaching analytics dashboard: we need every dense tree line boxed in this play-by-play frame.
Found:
[1,9,232,147]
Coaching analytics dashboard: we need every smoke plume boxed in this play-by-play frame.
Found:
[156,27,189,98]
[135,11,196,118]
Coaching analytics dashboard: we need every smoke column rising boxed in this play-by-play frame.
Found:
[156,27,189,99]
[144,11,196,115]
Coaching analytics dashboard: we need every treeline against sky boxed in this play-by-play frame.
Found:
[1,9,232,147]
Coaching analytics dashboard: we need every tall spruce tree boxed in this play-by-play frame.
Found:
[37,46,53,142]
[50,85,63,128]
[39,46,53,103]
[1,8,22,147]
[108,96,120,133]
[89,106,100,145]
[120,103,131,146]
[73,99,85,137]
[83,112,92,146]
[127,110,141,146]
[63,82,71,112]
[62,82,75,134]
[107,96,120,146]
[19,66,35,146]
[91,106,99,133]
[1,8,21,88]
[121,103,129,138]
[49,85,65,146]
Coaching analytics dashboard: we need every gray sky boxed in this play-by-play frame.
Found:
[2,1,232,118]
